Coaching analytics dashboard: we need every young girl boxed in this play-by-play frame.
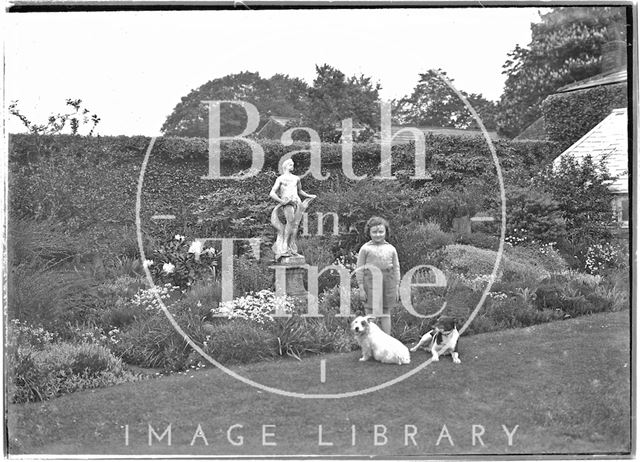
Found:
[356,216,400,335]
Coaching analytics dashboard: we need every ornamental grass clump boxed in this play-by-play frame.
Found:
[8,334,139,403]
[200,320,278,365]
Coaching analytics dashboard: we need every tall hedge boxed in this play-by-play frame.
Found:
[9,133,561,240]
[541,82,628,150]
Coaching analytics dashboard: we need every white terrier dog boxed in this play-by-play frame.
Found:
[350,315,411,365]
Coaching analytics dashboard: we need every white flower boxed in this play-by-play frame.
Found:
[188,240,203,254]
[203,247,217,256]
[142,259,154,268]
[163,262,175,274]
[174,234,185,242]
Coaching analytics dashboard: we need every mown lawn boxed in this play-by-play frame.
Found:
[8,310,631,457]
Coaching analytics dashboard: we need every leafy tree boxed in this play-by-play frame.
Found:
[161,72,309,137]
[304,64,381,141]
[393,69,497,129]
[504,186,567,246]
[497,6,627,138]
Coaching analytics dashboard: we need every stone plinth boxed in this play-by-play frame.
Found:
[274,255,307,298]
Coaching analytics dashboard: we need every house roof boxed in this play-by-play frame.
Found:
[514,117,546,141]
[556,69,627,94]
[269,116,297,126]
[264,115,368,130]
[553,107,628,194]
[374,126,501,145]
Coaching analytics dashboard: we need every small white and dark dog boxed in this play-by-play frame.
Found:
[410,316,461,364]
[350,315,411,365]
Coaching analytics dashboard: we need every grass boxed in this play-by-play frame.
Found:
[7,310,631,456]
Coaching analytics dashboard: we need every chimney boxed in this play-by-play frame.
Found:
[601,40,627,74]
[602,23,627,74]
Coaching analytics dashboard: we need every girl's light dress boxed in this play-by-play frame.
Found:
[356,241,401,313]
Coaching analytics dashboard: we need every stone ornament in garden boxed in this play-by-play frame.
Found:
[269,158,317,261]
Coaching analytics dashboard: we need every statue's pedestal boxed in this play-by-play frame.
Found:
[275,255,307,298]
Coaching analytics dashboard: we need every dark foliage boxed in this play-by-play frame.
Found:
[497,7,627,137]
[542,82,628,150]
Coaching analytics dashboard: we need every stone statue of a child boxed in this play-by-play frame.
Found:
[269,159,316,260]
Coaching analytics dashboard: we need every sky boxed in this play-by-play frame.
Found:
[5,7,547,136]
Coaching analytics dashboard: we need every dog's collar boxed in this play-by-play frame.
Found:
[434,328,456,335]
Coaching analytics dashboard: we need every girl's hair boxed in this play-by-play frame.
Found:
[364,216,391,239]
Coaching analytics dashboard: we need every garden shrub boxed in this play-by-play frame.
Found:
[440,282,482,323]
[442,244,549,283]
[454,232,500,250]
[201,319,278,364]
[412,185,489,229]
[201,283,359,364]
[192,180,276,239]
[100,306,137,331]
[98,274,145,301]
[148,234,220,289]
[9,319,59,350]
[504,243,568,275]
[201,314,355,365]
[394,221,454,272]
[89,278,178,340]
[113,298,209,371]
[8,340,138,403]
[112,314,192,371]
[503,185,566,246]
[8,262,102,330]
[9,218,93,267]
[593,284,629,313]
[534,154,616,268]
[316,179,416,234]
[534,272,617,318]
[270,316,355,360]
[443,245,500,277]
[608,267,630,295]
[500,249,552,282]
[583,242,629,275]
[463,313,497,336]
[10,157,81,221]
[94,275,148,329]
[212,290,295,323]
[318,286,365,316]
[108,224,145,260]
[182,279,222,311]
[296,236,344,293]
[483,297,563,330]
[98,255,148,282]
[233,255,274,296]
